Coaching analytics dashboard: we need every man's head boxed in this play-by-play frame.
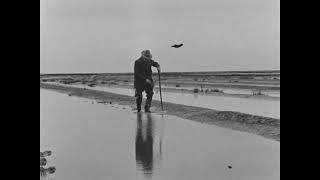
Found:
[141,50,152,59]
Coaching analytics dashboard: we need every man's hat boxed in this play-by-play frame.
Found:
[141,50,152,59]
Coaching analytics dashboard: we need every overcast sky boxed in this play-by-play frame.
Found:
[40,0,280,73]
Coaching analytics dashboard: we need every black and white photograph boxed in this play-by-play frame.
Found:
[40,0,280,179]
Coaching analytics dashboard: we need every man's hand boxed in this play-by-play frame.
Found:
[145,79,152,84]
[145,79,155,88]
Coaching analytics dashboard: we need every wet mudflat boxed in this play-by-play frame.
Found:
[40,89,279,180]
[63,84,280,119]
[160,85,280,97]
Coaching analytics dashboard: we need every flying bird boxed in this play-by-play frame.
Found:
[171,44,183,48]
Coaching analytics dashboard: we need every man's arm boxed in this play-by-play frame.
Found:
[150,59,159,67]
[150,59,161,71]
[134,61,147,80]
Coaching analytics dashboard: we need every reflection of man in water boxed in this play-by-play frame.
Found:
[135,113,164,179]
[135,113,154,174]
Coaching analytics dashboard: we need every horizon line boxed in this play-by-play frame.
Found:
[40,69,280,75]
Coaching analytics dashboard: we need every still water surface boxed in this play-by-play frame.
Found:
[40,89,279,180]
[72,84,280,119]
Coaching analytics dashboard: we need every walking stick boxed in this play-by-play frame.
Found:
[158,70,164,111]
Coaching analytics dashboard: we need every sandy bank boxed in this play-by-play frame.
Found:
[40,83,280,141]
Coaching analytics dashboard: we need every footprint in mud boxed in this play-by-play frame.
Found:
[40,151,52,157]
[40,166,56,176]
[40,158,47,166]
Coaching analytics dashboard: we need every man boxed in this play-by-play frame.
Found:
[134,50,161,112]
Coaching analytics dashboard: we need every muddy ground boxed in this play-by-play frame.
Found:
[40,83,280,141]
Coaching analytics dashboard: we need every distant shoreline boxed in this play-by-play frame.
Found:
[40,83,280,141]
[40,70,280,76]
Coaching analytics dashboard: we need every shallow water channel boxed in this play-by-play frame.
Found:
[64,84,280,119]
[40,89,279,180]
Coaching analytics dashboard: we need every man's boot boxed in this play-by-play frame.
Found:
[145,84,154,113]
[136,100,142,112]
[136,92,142,112]
[137,103,141,112]
[145,93,153,112]
[145,99,151,112]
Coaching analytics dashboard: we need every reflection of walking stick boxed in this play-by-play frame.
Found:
[158,71,163,111]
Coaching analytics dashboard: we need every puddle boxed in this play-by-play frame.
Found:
[40,89,279,180]
[161,85,280,97]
